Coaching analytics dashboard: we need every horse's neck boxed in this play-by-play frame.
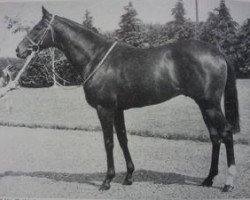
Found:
[53,17,109,69]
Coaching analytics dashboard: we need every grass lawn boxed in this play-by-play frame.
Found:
[0,79,249,145]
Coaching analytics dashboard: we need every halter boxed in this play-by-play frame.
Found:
[26,15,55,52]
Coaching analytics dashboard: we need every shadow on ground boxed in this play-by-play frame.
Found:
[0,169,212,189]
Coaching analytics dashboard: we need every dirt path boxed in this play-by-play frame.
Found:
[0,126,249,199]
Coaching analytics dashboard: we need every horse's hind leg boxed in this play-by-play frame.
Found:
[198,101,221,186]
[114,109,135,185]
[221,124,236,192]
[197,100,236,192]
[97,106,115,190]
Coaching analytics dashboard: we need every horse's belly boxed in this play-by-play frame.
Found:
[117,86,180,109]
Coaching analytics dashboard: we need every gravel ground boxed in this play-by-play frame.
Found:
[0,126,249,199]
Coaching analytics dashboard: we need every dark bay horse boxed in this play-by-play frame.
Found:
[16,7,240,192]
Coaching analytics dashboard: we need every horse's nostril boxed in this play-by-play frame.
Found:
[16,47,19,53]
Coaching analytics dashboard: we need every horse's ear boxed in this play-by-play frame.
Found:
[42,6,50,17]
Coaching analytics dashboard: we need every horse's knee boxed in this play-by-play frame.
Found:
[210,137,221,147]
[209,127,221,144]
[220,128,233,144]
[105,139,114,150]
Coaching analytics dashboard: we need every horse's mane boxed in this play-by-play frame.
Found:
[56,15,107,42]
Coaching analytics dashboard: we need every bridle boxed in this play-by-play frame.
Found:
[25,15,55,52]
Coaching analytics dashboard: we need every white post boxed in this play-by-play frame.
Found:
[195,0,199,39]
[51,48,57,88]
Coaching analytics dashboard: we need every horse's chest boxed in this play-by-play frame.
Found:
[83,81,117,108]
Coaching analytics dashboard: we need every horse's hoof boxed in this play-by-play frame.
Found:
[123,178,133,185]
[222,184,234,192]
[99,183,110,191]
[201,178,213,187]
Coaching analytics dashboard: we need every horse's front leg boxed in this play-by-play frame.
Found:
[97,105,115,190]
[114,109,135,185]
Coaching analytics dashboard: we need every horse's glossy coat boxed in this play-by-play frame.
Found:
[16,7,240,192]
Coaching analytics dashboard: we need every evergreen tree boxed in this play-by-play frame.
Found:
[199,12,219,43]
[200,0,238,64]
[165,0,195,41]
[171,0,185,24]
[82,10,98,33]
[116,2,145,47]
[82,10,93,28]
[144,23,169,47]
[237,19,250,76]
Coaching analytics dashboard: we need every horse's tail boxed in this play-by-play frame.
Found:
[224,59,240,133]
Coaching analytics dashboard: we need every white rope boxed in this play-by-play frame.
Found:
[0,51,36,98]
[14,51,36,82]
[83,41,118,85]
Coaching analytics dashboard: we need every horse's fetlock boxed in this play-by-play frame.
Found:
[209,170,218,177]
[202,177,214,187]
[108,169,115,179]
[127,162,135,173]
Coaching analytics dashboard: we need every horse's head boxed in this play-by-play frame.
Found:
[16,6,55,59]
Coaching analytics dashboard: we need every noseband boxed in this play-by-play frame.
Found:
[25,15,55,52]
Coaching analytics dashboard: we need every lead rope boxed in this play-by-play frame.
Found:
[83,41,118,86]
[0,51,36,98]
[0,2,27,111]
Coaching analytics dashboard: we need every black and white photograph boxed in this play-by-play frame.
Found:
[0,0,250,199]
